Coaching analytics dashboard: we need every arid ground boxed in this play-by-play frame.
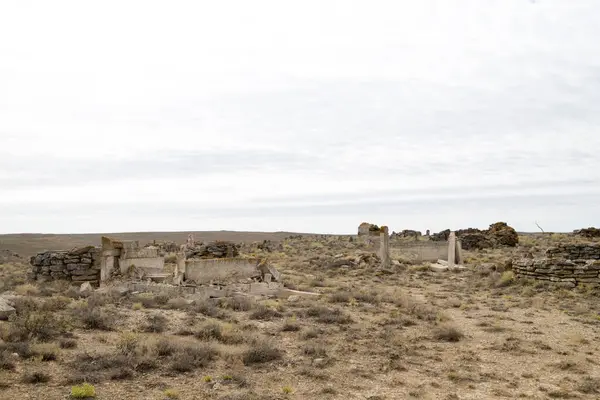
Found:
[1,232,600,399]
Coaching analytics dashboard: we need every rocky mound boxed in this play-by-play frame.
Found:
[430,222,519,250]
[358,222,382,236]
[573,227,600,238]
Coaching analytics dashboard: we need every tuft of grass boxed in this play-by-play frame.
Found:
[495,271,516,288]
[70,382,96,398]
[433,324,464,342]
[163,388,180,399]
[15,283,40,296]
[282,385,294,395]
[281,318,301,332]
[132,302,143,311]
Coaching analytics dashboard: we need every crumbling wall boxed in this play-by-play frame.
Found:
[392,241,449,262]
[29,246,100,285]
[514,244,600,287]
[184,258,261,285]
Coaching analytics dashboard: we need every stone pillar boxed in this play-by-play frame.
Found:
[448,231,456,269]
[380,226,391,268]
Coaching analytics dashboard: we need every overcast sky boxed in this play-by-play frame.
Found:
[1,0,599,234]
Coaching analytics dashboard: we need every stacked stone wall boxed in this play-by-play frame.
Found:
[29,246,101,285]
[513,244,600,287]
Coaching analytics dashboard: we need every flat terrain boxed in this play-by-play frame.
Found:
[1,233,600,399]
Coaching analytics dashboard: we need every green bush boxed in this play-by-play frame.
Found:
[71,382,96,398]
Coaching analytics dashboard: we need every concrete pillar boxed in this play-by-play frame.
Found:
[380,226,391,268]
[456,239,464,265]
[448,231,456,269]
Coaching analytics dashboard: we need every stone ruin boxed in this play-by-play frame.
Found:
[26,235,310,300]
[513,244,600,288]
[430,222,519,250]
[30,246,101,285]
[357,222,382,236]
[573,227,600,238]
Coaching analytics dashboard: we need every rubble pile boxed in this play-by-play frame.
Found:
[144,240,179,256]
[390,230,422,239]
[430,222,519,250]
[573,227,600,238]
[185,241,240,259]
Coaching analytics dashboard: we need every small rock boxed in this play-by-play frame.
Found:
[287,295,300,303]
[313,358,327,367]
[0,296,16,320]
[79,282,94,295]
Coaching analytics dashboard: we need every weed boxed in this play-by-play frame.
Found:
[164,388,180,399]
[71,382,96,398]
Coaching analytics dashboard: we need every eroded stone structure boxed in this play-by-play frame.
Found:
[30,246,101,285]
[514,244,600,287]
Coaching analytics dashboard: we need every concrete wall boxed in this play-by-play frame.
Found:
[392,241,449,262]
[119,246,164,274]
[184,258,260,284]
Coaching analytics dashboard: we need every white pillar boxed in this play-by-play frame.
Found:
[380,226,390,268]
[448,232,456,269]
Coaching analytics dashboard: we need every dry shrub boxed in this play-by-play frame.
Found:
[131,293,158,309]
[143,313,168,333]
[195,322,223,341]
[302,328,321,339]
[222,296,254,311]
[30,343,60,361]
[433,324,464,342]
[4,310,69,342]
[495,271,516,288]
[303,343,327,357]
[306,306,352,324]
[15,283,40,296]
[167,298,190,310]
[155,337,177,357]
[73,305,116,331]
[191,299,228,319]
[242,340,282,365]
[329,292,351,304]
[59,337,78,349]
[281,318,300,332]
[170,343,218,372]
[22,371,51,384]
[249,304,282,321]
[0,351,16,371]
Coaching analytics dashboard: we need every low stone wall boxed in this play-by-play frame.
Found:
[513,244,600,287]
[29,246,101,285]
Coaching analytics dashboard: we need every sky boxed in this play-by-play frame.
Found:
[1,0,599,234]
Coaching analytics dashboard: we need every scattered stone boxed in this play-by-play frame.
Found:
[0,295,16,320]
[79,282,94,295]
[287,295,300,303]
